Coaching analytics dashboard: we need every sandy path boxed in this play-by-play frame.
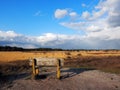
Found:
[1,69,120,90]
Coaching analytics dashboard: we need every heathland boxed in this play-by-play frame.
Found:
[0,50,120,90]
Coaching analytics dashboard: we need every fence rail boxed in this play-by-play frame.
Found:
[29,58,64,79]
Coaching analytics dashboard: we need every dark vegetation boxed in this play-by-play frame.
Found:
[65,56,120,74]
[0,60,30,87]
[0,60,30,75]
[0,46,63,51]
[0,45,120,51]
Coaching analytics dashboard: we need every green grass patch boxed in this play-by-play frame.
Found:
[99,68,120,74]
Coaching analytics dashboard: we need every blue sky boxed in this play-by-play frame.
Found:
[0,0,120,49]
[0,0,98,35]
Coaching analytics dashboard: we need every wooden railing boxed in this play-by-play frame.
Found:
[29,58,64,79]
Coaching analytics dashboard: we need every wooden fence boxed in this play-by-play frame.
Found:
[29,58,64,79]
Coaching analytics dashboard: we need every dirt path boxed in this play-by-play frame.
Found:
[1,69,120,90]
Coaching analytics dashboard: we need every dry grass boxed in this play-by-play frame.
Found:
[0,50,120,76]
[0,50,120,62]
[0,51,65,62]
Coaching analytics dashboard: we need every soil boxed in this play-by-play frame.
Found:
[0,56,120,90]
[0,69,120,90]
[65,56,120,73]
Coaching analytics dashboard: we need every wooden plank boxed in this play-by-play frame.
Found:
[29,58,64,66]
[57,59,61,79]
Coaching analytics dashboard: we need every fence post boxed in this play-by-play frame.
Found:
[35,66,39,75]
[57,59,61,79]
[32,59,39,79]
[32,59,35,79]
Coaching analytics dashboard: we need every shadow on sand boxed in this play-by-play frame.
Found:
[0,72,31,86]
[35,67,95,80]
[0,67,95,85]
[60,68,95,79]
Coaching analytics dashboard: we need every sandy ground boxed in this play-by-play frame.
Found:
[1,68,120,90]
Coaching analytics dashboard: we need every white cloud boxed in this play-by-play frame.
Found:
[54,9,68,19]
[60,22,86,30]
[86,27,120,40]
[0,30,22,42]
[36,33,57,45]
[81,0,120,21]
[106,0,120,27]
[69,12,77,17]
[0,30,120,49]
[0,30,21,38]
[0,30,37,48]
[82,11,90,20]
[53,0,120,49]
[59,0,120,33]
[86,25,101,32]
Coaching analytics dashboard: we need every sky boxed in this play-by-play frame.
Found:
[0,0,120,49]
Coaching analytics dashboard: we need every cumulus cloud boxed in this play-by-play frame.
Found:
[59,0,120,33]
[53,0,120,49]
[0,30,120,49]
[0,31,21,37]
[69,12,77,17]
[54,9,68,19]
[106,0,120,27]
[60,22,86,30]
[82,11,90,20]
[0,31,21,41]
[0,30,37,48]
[90,0,120,27]
[54,9,78,19]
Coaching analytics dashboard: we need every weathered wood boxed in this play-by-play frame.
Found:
[32,59,37,79]
[30,58,64,79]
[57,59,61,79]
[30,58,64,67]
[31,59,40,79]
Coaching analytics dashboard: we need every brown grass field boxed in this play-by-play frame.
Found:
[0,50,120,62]
[0,50,120,74]
[0,50,120,89]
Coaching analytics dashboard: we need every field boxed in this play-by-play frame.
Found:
[0,50,120,90]
[0,50,120,73]
[0,50,120,61]
[0,50,120,75]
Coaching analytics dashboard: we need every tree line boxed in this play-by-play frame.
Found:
[0,46,63,51]
[0,46,119,51]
